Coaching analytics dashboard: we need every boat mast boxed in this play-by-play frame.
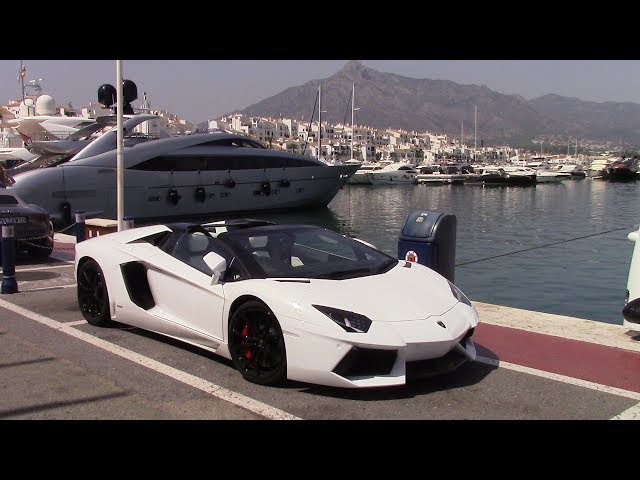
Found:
[351,83,354,161]
[474,105,477,153]
[318,85,321,161]
[460,121,463,161]
[350,83,359,161]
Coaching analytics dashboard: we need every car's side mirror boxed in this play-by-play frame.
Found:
[622,297,640,325]
[203,252,226,285]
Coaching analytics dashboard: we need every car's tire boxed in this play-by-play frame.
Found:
[229,300,287,386]
[77,258,112,327]
[26,238,53,258]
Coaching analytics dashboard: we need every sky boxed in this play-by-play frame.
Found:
[2,60,640,125]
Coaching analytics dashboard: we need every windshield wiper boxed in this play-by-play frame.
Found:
[316,268,371,280]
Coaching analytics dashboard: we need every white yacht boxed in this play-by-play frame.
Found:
[9,115,359,226]
[534,169,570,183]
[1,95,97,142]
[503,165,537,179]
[1,94,97,167]
[0,147,37,167]
[367,162,418,185]
[348,161,389,184]
[476,165,536,186]
[554,163,586,179]
[588,156,615,179]
[416,164,475,185]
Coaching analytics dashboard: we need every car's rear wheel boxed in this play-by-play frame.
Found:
[229,300,287,386]
[77,258,112,327]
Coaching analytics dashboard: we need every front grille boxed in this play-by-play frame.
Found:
[333,347,397,378]
[406,346,470,380]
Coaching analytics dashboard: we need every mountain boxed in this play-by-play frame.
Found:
[528,94,640,144]
[229,61,640,148]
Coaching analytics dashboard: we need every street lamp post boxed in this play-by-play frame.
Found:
[116,60,124,231]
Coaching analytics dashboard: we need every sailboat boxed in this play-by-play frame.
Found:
[347,83,383,185]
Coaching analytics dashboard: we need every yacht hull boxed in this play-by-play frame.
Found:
[416,174,467,185]
[348,172,373,184]
[481,175,535,186]
[608,167,638,182]
[11,164,357,225]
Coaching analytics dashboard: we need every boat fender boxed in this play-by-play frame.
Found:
[194,186,206,203]
[167,188,181,205]
[262,181,271,196]
[225,179,236,188]
[279,179,290,187]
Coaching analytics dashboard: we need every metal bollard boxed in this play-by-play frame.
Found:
[123,216,135,230]
[75,210,86,243]
[1,224,18,294]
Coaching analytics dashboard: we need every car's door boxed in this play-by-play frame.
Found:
[125,232,226,347]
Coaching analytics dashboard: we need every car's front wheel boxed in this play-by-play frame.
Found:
[77,258,112,327]
[229,300,287,386]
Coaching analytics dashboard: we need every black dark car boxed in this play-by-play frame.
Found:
[0,189,54,258]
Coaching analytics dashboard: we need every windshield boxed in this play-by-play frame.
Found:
[218,225,398,279]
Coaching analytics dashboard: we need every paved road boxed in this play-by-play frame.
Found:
[1,251,638,420]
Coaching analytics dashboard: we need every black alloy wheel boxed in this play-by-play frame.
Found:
[77,258,112,326]
[229,300,287,386]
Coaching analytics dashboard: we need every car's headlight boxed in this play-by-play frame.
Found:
[448,280,472,307]
[312,305,372,333]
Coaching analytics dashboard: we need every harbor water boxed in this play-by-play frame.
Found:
[227,179,640,326]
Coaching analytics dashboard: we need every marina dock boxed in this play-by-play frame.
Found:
[0,235,638,420]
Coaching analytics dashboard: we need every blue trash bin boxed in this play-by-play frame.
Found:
[397,210,456,282]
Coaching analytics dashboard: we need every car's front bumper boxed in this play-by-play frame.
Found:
[282,302,478,388]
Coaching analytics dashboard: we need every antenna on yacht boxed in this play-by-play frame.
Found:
[18,61,26,101]
[26,79,43,96]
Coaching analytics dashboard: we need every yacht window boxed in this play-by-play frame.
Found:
[130,155,324,171]
[130,156,204,171]
[203,138,267,149]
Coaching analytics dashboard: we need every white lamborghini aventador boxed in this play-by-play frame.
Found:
[75,219,479,388]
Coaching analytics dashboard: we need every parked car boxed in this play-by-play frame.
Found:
[0,189,54,258]
[74,218,479,388]
[622,224,640,326]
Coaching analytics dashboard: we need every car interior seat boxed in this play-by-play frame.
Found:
[175,232,214,274]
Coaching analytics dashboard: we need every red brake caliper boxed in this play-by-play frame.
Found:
[241,324,253,359]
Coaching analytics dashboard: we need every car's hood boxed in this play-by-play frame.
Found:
[267,262,459,322]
